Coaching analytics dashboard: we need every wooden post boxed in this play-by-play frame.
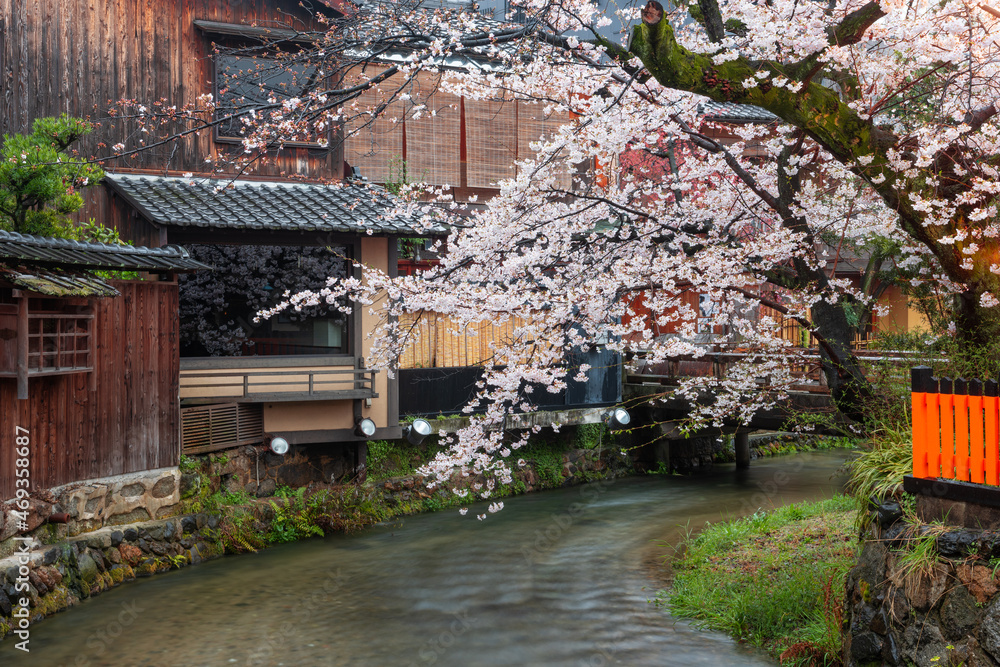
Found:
[735,430,750,469]
[940,377,955,480]
[911,366,931,478]
[969,379,985,483]
[16,291,28,400]
[986,379,999,485]
[954,378,970,481]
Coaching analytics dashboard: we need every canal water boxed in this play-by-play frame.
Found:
[3,450,850,666]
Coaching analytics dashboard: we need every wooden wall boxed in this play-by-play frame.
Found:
[0,281,179,499]
[0,0,343,190]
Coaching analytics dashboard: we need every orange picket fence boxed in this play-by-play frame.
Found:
[911,366,1000,484]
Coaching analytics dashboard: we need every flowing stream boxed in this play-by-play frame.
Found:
[3,450,850,666]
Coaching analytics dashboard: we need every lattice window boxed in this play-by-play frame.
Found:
[465,96,518,188]
[0,301,94,377]
[28,312,93,371]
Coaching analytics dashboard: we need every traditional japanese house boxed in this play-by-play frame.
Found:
[0,230,208,504]
[102,173,446,452]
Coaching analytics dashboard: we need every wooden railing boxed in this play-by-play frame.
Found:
[911,366,1000,485]
[179,366,378,404]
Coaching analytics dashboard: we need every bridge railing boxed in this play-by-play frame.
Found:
[911,365,1000,485]
[629,346,935,393]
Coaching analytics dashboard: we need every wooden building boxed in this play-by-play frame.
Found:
[0,0,450,469]
[0,231,208,499]
[0,0,611,471]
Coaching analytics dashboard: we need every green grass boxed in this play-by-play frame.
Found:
[657,496,857,665]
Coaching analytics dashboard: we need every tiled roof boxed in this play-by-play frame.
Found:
[0,230,210,272]
[104,174,448,236]
[0,266,120,298]
[699,101,778,124]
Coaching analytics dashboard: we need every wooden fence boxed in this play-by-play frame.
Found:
[911,365,1000,484]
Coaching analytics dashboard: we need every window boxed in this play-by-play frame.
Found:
[178,244,350,357]
[0,298,94,376]
[215,55,329,145]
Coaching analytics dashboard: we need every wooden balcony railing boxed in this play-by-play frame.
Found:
[179,365,378,405]
[911,366,1000,485]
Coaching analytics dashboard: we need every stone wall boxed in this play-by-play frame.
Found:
[0,468,181,557]
[0,514,223,642]
[183,444,357,500]
[844,520,1000,666]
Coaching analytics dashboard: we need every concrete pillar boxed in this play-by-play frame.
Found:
[735,431,750,469]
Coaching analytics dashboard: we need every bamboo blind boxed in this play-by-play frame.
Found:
[516,101,573,191]
[404,72,462,186]
[396,311,567,369]
[398,312,517,368]
[465,97,518,188]
[343,66,405,183]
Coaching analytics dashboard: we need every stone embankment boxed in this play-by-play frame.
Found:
[0,514,222,640]
[845,520,1000,666]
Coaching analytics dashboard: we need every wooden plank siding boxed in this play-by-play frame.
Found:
[0,282,179,499]
[0,0,344,222]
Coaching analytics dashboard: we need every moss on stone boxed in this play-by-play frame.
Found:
[34,584,73,617]
[107,566,127,586]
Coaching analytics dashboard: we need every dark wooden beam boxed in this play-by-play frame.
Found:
[15,290,27,400]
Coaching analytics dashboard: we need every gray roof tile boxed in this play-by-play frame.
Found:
[0,230,210,272]
[698,101,778,124]
[104,174,448,236]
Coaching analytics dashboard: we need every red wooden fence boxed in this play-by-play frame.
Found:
[911,366,1000,484]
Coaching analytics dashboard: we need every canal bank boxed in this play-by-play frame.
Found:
[0,450,850,666]
[0,425,630,644]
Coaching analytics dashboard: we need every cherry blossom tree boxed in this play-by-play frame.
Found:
[111,0,1000,492]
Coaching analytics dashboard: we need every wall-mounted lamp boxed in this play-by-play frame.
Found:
[404,418,432,445]
[355,418,377,438]
[604,407,632,430]
[269,436,290,455]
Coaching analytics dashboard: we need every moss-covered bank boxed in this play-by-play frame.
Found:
[657,496,858,665]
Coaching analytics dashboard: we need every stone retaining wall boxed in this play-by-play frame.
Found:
[0,468,181,558]
[0,514,224,642]
[185,445,357,499]
[845,521,1000,666]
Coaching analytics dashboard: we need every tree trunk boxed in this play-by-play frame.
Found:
[810,299,874,424]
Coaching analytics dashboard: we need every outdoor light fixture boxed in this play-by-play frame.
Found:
[355,418,377,438]
[404,418,432,445]
[604,407,632,430]
[269,436,290,455]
